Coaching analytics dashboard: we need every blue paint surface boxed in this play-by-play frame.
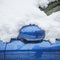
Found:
[18,24,45,41]
[0,41,6,60]
[0,40,60,60]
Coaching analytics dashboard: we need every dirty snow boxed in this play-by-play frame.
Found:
[0,0,60,43]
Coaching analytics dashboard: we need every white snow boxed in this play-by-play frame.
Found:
[0,0,60,43]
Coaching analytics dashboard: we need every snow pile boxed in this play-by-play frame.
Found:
[0,0,60,43]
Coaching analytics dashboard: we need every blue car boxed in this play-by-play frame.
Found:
[0,40,60,60]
